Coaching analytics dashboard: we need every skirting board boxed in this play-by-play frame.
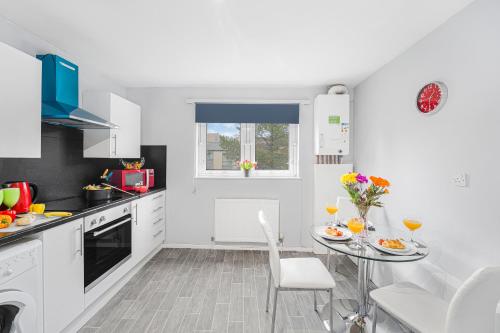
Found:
[63,245,163,333]
[162,243,313,252]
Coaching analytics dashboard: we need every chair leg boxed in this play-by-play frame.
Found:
[266,269,272,312]
[372,303,378,333]
[313,290,318,312]
[329,288,334,332]
[271,288,279,333]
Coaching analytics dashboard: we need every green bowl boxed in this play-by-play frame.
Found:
[2,188,20,209]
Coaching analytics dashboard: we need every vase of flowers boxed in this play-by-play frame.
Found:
[239,160,257,177]
[340,172,390,239]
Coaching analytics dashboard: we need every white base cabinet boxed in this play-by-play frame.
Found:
[42,218,84,333]
[131,191,166,266]
[40,191,165,332]
[83,92,141,158]
[0,41,41,158]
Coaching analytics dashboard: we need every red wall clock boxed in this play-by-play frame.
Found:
[416,81,448,115]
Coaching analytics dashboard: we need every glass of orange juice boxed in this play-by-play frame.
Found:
[347,218,365,249]
[326,206,338,226]
[403,218,422,243]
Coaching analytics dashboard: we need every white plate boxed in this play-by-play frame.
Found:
[370,239,418,256]
[315,226,352,241]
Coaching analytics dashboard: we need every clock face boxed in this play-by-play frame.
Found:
[416,81,447,114]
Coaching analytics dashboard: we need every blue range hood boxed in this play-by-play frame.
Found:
[37,54,118,129]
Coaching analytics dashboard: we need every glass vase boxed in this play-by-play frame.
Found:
[356,206,370,241]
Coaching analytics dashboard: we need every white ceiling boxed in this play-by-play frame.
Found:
[0,0,474,87]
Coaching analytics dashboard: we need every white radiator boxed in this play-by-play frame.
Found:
[214,198,279,243]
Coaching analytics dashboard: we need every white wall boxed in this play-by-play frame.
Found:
[354,0,500,299]
[127,86,332,248]
[0,16,125,100]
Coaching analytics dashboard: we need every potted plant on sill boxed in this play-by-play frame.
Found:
[340,172,390,238]
[239,160,257,177]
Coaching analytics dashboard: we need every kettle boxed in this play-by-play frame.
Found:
[3,181,38,213]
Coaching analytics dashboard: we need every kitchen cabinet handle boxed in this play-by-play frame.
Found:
[152,206,163,213]
[75,225,83,256]
[319,133,325,148]
[153,218,163,225]
[152,194,163,200]
[112,134,117,156]
[93,218,131,237]
[133,203,138,225]
[153,230,163,238]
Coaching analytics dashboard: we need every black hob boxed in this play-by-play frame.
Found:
[44,195,131,213]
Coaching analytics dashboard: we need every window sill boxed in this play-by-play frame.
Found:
[194,176,302,180]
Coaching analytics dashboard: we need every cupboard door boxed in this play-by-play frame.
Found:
[43,218,84,333]
[131,192,166,265]
[110,94,141,158]
[83,92,141,158]
[131,198,151,266]
[0,42,41,158]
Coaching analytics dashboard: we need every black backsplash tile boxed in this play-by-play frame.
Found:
[0,124,166,202]
[141,145,166,189]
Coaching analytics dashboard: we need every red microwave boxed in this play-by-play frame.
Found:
[109,169,155,191]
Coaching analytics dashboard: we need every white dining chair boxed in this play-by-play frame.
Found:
[258,211,336,333]
[370,266,500,333]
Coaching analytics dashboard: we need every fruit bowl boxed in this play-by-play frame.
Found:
[121,157,145,170]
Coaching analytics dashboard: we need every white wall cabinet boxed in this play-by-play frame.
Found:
[314,94,350,155]
[131,191,165,266]
[83,92,141,158]
[42,218,84,333]
[0,41,41,158]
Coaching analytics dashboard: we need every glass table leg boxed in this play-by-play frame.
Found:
[322,258,372,331]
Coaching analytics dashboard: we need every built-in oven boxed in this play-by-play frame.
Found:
[84,204,132,292]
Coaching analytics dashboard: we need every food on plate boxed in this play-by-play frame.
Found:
[83,184,111,191]
[378,238,406,250]
[16,214,35,226]
[325,226,343,237]
[0,215,12,228]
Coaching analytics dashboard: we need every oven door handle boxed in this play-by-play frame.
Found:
[92,218,131,237]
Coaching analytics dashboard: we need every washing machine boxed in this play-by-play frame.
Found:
[0,239,43,333]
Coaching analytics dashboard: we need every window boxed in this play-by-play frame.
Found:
[206,123,240,170]
[197,123,299,178]
[255,123,289,170]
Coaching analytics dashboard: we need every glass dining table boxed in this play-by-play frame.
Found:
[311,226,429,332]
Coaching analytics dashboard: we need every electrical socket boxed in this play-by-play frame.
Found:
[453,173,467,187]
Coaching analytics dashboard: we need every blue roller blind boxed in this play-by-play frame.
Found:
[195,103,299,124]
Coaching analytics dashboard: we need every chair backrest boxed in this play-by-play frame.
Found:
[335,196,358,224]
[258,210,281,287]
[445,266,500,333]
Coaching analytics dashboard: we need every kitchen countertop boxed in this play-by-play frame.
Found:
[0,187,166,247]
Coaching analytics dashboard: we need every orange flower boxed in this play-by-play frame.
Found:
[384,188,389,194]
[370,176,390,187]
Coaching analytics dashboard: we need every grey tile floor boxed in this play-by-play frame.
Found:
[79,248,406,333]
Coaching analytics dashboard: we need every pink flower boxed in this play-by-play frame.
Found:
[356,173,368,183]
